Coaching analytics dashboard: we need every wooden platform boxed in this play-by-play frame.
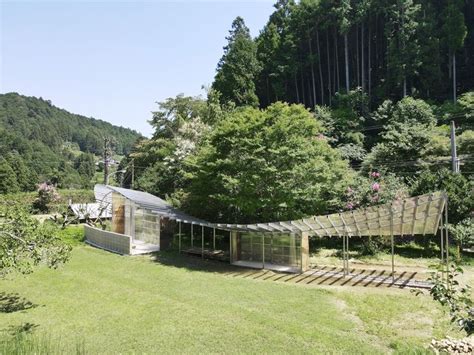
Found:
[182,247,229,261]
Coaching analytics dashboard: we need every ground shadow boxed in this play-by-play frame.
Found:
[150,250,240,274]
[150,250,430,290]
[0,293,37,313]
[4,323,39,336]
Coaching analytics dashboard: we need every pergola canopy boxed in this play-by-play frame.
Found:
[95,185,446,237]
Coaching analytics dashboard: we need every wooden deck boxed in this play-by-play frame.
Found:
[182,247,229,261]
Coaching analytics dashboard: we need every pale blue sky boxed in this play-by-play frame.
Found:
[1,0,275,136]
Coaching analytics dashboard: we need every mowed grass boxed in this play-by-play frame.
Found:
[0,246,463,354]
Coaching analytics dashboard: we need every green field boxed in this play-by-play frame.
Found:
[0,244,465,354]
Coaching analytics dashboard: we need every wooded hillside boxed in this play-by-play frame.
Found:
[0,93,143,192]
[213,0,474,109]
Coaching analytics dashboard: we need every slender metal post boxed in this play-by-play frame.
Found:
[191,223,194,248]
[445,205,450,289]
[346,235,350,273]
[440,217,444,264]
[178,221,182,253]
[342,235,346,276]
[229,230,231,263]
[440,213,445,283]
[390,204,395,282]
[201,225,204,258]
[213,228,216,250]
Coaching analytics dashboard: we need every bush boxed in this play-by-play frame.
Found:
[32,183,60,213]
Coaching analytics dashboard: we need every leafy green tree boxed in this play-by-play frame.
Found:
[212,17,261,107]
[74,153,96,179]
[5,152,35,191]
[411,168,474,224]
[448,218,474,260]
[184,102,353,223]
[363,97,436,173]
[0,205,70,276]
[0,157,19,194]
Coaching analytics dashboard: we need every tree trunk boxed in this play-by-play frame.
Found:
[316,30,324,105]
[308,36,317,106]
[344,32,350,92]
[368,17,372,99]
[266,76,270,106]
[453,52,457,102]
[326,29,332,105]
[294,72,300,103]
[356,25,360,87]
[335,28,340,93]
[403,77,407,97]
[362,22,365,91]
[301,71,306,106]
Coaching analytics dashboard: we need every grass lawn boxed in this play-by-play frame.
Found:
[0,245,466,354]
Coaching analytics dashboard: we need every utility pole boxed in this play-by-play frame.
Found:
[450,121,459,173]
[103,137,110,185]
[131,159,135,189]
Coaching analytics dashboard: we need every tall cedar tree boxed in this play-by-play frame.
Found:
[212,17,261,107]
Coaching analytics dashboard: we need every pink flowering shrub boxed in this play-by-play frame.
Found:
[343,171,408,211]
[33,182,60,212]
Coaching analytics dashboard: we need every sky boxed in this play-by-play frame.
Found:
[0,0,275,136]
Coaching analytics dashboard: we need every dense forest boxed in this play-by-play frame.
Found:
[124,0,473,240]
[0,93,143,192]
[213,0,473,108]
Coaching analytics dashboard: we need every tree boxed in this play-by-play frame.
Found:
[363,97,436,173]
[184,102,353,223]
[212,17,261,107]
[441,0,467,102]
[411,168,474,225]
[5,152,34,191]
[0,204,70,276]
[74,153,96,180]
[0,157,19,194]
[385,0,421,97]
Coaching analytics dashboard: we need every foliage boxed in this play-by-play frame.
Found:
[411,169,474,224]
[316,89,370,148]
[212,17,261,107]
[0,332,86,355]
[425,263,473,336]
[32,183,60,213]
[448,218,474,259]
[0,157,20,194]
[132,94,213,197]
[210,1,474,107]
[0,93,142,191]
[56,225,85,246]
[184,102,353,223]
[363,97,437,174]
[343,171,409,211]
[0,205,70,277]
[343,171,409,255]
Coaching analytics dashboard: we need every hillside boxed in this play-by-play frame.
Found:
[0,92,143,192]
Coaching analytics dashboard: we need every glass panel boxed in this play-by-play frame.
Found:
[134,208,160,244]
[236,232,301,268]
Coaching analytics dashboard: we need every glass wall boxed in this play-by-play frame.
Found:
[134,208,160,245]
[235,232,301,268]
